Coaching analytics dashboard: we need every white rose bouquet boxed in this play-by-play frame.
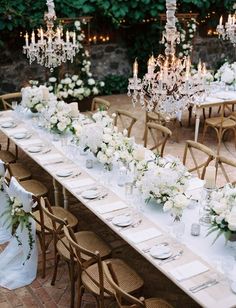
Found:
[136,156,190,218]
[21,85,54,113]
[207,184,236,243]
[215,62,236,86]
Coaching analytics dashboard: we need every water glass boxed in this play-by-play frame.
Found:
[172,220,185,242]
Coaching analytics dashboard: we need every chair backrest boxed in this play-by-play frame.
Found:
[0,92,21,110]
[114,109,138,137]
[183,140,215,179]
[91,97,111,112]
[144,122,172,157]
[103,261,144,308]
[63,225,112,300]
[216,155,236,186]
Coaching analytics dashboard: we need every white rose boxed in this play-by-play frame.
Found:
[69,83,75,89]
[99,81,105,87]
[227,213,236,231]
[163,200,173,212]
[76,80,83,86]
[103,133,112,143]
[50,116,57,124]
[57,122,67,132]
[84,88,91,97]
[49,77,57,83]
[88,78,95,85]
[72,75,78,81]
[58,84,63,89]
[92,87,99,95]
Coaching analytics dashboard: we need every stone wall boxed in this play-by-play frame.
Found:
[0,36,236,94]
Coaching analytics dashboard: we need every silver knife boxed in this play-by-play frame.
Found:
[190,279,219,293]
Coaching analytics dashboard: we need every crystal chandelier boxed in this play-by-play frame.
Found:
[23,0,79,70]
[127,0,206,120]
[217,12,236,46]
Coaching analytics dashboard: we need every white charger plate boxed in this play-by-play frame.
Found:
[56,170,73,177]
[81,189,100,199]
[112,215,133,227]
[13,132,27,139]
[28,146,42,153]
[1,121,15,128]
[149,245,172,259]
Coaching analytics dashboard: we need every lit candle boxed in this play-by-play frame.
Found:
[147,55,155,75]
[66,30,69,43]
[228,14,231,25]
[202,62,206,76]
[198,59,202,76]
[25,32,29,47]
[219,16,223,26]
[163,58,168,80]
[31,31,35,44]
[185,56,191,80]
[40,28,43,41]
[133,58,138,78]
[73,31,76,45]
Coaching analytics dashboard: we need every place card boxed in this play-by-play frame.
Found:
[168,260,209,281]
[122,227,162,244]
[94,201,128,214]
[65,177,95,189]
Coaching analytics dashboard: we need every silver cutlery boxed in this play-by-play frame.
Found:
[160,250,184,264]
[142,242,169,253]
[44,160,64,166]
[69,172,82,179]
[41,148,51,154]
[120,219,142,231]
[189,279,219,293]
[89,192,108,201]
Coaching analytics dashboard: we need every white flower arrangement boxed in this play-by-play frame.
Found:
[214,61,236,86]
[207,184,236,243]
[136,156,190,217]
[21,85,56,113]
[42,100,74,134]
[176,18,197,58]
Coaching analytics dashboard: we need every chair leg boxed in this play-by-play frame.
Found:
[51,253,60,285]
[67,261,75,308]
[77,284,84,308]
[202,123,207,144]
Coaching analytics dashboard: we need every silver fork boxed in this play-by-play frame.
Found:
[189,279,219,293]
[142,242,169,253]
[160,250,184,264]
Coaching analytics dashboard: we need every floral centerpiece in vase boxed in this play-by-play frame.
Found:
[207,184,236,244]
[21,84,56,113]
[214,62,236,90]
[136,156,190,220]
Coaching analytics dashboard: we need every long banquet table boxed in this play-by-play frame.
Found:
[1,110,236,308]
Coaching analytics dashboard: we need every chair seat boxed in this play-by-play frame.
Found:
[57,231,111,261]
[7,163,31,180]
[33,206,78,233]
[145,298,173,308]
[20,179,48,197]
[205,117,236,128]
[82,258,143,298]
[0,150,16,163]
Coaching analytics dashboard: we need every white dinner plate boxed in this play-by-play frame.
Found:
[56,170,73,177]
[149,245,172,259]
[112,215,133,227]
[12,132,28,139]
[81,189,100,199]
[1,121,15,128]
[28,146,42,153]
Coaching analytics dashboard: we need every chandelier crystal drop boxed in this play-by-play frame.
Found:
[127,0,206,120]
[217,13,236,46]
[23,0,79,70]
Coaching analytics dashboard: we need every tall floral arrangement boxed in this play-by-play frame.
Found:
[47,20,105,102]
[207,184,236,243]
[214,61,236,86]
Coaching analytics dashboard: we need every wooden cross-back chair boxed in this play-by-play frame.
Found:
[114,109,138,137]
[63,225,143,308]
[202,102,236,153]
[215,155,236,186]
[0,92,21,110]
[183,140,215,179]
[103,261,173,308]
[144,122,172,157]
[91,97,111,112]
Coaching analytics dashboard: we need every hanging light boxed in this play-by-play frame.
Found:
[23,0,79,71]
[217,12,236,46]
[127,0,206,120]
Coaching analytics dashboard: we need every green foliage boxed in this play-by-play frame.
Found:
[100,74,128,95]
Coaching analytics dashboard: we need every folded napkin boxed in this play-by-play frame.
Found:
[122,227,162,244]
[0,117,13,124]
[65,177,95,189]
[17,138,43,147]
[169,260,209,281]
[94,201,127,214]
[37,153,63,164]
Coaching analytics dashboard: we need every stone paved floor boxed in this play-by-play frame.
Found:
[0,94,236,307]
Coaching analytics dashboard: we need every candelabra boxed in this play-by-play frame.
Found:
[217,13,236,46]
[127,0,206,120]
[23,0,79,70]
